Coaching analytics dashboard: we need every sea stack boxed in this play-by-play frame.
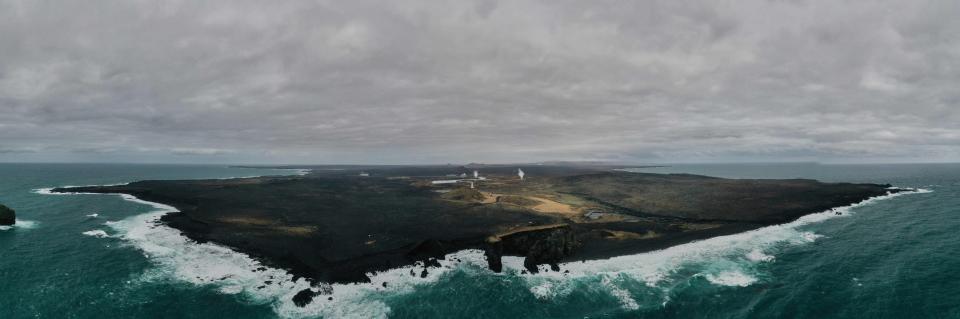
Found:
[0,204,15,226]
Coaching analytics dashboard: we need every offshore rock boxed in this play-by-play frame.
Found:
[292,282,334,307]
[484,241,504,273]
[292,289,319,307]
[0,204,15,226]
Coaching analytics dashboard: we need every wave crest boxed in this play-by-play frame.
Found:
[0,219,38,231]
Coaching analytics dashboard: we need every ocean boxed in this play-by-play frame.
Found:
[0,163,956,318]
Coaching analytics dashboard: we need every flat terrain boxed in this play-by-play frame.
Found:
[54,164,897,306]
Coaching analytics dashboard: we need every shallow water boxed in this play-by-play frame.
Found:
[1,163,957,318]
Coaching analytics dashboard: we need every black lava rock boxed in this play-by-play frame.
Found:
[483,242,503,273]
[292,289,318,307]
[0,204,14,226]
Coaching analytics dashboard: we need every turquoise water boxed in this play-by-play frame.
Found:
[1,163,957,318]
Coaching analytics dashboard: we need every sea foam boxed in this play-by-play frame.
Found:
[0,219,38,231]
[704,271,757,287]
[745,249,775,262]
[82,229,110,238]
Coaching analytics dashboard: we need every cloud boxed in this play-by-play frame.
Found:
[0,0,958,163]
[170,148,234,156]
[0,146,38,154]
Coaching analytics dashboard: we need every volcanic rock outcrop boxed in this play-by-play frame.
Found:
[0,204,15,226]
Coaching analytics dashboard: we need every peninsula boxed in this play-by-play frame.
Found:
[53,164,899,306]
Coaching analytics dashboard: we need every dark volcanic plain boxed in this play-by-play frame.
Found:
[54,164,899,306]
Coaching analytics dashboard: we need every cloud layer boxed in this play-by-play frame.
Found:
[1,0,958,163]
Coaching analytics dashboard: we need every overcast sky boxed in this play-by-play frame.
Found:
[1,0,958,164]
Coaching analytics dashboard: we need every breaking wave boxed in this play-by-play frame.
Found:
[703,271,757,287]
[82,229,110,238]
[0,219,38,231]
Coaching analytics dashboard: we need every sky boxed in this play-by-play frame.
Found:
[1,0,958,164]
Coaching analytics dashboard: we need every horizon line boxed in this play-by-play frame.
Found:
[1,160,959,166]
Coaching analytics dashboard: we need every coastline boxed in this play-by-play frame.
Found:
[556,188,919,264]
[40,172,928,316]
[32,168,329,316]
[38,186,488,317]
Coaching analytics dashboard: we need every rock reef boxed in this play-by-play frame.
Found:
[0,204,15,226]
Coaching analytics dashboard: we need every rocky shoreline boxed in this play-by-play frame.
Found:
[52,165,900,307]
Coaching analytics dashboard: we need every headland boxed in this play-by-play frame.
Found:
[53,163,899,306]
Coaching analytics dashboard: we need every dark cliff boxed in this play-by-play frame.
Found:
[485,226,580,273]
[0,204,15,226]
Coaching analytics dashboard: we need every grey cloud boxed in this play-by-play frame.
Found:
[0,0,958,164]
[0,146,38,154]
[170,148,235,156]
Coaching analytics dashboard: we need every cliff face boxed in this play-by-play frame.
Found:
[0,204,15,226]
[485,226,580,273]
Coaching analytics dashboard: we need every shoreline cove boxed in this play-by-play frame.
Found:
[39,176,930,318]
